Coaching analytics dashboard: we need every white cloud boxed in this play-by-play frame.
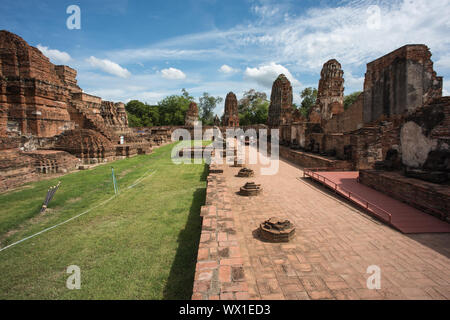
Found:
[132,91,168,103]
[71,0,450,105]
[436,55,450,71]
[252,5,280,19]
[219,64,239,74]
[244,62,300,88]
[160,67,186,80]
[344,71,365,93]
[86,56,131,78]
[443,81,450,96]
[37,44,72,64]
[106,48,243,64]
[246,0,450,72]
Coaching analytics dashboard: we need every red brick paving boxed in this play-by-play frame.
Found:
[222,146,450,300]
[192,166,250,300]
[304,171,450,233]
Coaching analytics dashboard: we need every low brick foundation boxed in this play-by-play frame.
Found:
[279,146,353,170]
[359,170,450,222]
[192,163,250,300]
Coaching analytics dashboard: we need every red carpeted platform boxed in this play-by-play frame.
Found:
[304,170,450,234]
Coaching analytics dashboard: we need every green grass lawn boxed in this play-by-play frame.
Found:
[0,142,208,299]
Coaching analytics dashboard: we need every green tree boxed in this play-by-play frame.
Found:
[125,89,194,127]
[181,88,194,101]
[299,87,318,118]
[157,89,195,125]
[344,91,362,110]
[238,89,269,125]
[125,100,159,127]
[199,92,223,125]
[127,113,143,127]
[252,99,269,124]
[157,95,189,125]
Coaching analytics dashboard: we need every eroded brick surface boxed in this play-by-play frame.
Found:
[192,166,251,300]
[0,30,157,192]
[223,92,239,127]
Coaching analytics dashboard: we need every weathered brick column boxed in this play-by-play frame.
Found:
[192,164,250,300]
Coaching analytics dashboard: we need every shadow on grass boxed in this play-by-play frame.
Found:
[200,163,209,182]
[163,165,208,300]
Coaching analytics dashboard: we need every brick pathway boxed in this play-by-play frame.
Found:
[224,146,450,300]
[305,171,450,233]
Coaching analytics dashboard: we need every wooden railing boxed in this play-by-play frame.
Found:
[303,168,393,224]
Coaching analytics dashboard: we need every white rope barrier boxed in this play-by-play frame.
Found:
[0,169,158,253]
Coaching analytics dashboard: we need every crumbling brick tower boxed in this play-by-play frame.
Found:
[309,59,345,123]
[0,30,77,138]
[100,101,128,128]
[363,44,443,123]
[223,92,239,127]
[267,74,293,127]
[185,101,199,127]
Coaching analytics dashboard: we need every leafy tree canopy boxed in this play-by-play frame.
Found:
[125,100,159,127]
[299,87,318,118]
[199,92,223,125]
[238,89,269,126]
[125,88,194,127]
[344,91,362,110]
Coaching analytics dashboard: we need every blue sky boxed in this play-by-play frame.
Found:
[1,0,449,115]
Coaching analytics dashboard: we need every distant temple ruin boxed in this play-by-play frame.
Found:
[0,30,158,192]
[309,59,345,124]
[223,92,239,127]
[185,101,199,127]
[267,74,293,128]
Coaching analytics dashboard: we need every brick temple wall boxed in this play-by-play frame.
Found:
[359,170,450,222]
[323,133,352,160]
[351,121,402,170]
[0,149,36,191]
[0,31,75,138]
[363,44,442,123]
[400,96,450,170]
[23,150,79,174]
[323,93,364,134]
[278,145,353,170]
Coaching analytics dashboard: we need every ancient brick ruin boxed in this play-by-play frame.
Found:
[0,30,155,192]
[259,218,295,243]
[1,29,448,221]
[223,92,239,127]
[267,74,293,128]
[268,44,448,220]
[363,45,443,123]
[185,101,199,127]
[309,59,345,124]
